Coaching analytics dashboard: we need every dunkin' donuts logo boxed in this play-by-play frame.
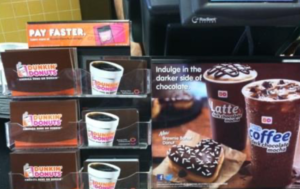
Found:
[249,123,292,153]
[208,98,243,123]
[218,90,228,98]
[22,112,62,127]
[16,62,58,78]
[262,116,273,125]
[90,180,116,189]
[92,80,119,93]
[23,163,63,181]
[88,131,115,143]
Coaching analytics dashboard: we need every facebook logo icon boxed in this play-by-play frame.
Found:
[156,174,164,181]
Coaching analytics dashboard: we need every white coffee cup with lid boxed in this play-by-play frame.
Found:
[90,61,124,95]
[88,163,121,189]
[86,112,120,147]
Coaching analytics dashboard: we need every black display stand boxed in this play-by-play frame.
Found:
[1,36,152,188]
[0,119,10,189]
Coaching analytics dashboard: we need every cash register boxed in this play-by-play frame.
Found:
[181,0,300,26]
[124,0,300,56]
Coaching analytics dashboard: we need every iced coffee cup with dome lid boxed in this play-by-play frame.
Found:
[204,64,257,150]
[242,79,300,187]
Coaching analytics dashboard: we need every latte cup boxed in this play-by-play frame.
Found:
[88,163,121,189]
[86,112,120,147]
[204,64,257,151]
[90,61,124,95]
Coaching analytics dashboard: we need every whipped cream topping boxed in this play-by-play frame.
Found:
[204,64,257,83]
[242,79,300,101]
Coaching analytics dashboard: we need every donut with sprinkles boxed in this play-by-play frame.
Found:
[167,139,225,183]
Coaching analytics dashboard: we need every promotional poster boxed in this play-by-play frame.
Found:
[27,21,130,47]
[152,59,300,189]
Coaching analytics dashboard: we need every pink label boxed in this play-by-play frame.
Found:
[90,180,116,189]
[111,23,126,43]
[218,90,228,98]
[24,164,63,180]
[22,112,62,127]
[261,116,273,124]
[92,80,119,92]
[17,62,58,78]
[88,131,115,143]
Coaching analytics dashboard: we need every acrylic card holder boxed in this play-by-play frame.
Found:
[6,122,80,150]
[6,120,151,150]
[79,121,151,150]
[3,68,151,98]
[9,171,151,189]
[79,68,151,97]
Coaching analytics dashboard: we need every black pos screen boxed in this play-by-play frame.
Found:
[180,0,300,26]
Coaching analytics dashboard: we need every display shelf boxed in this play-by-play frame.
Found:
[0,98,10,119]
[0,115,9,119]
[10,94,149,99]
[3,68,151,98]
[0,94,148,99]
[9,170,152,189]
[79,142,149,150]
[6,120,151,151]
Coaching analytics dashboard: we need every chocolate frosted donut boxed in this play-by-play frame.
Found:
[167,139,225,183]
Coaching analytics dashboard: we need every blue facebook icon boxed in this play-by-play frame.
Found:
[157,174,164,181]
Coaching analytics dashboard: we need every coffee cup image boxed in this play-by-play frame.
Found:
[16,62,28,78]
[203,64,257,151]
[23,164,33,178]
[242,79,300,187]
[90,61,124,95]
[86,112,120,147]
[22,112,32,127]
[88,163,121,189]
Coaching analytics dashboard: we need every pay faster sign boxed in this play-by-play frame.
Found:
[27,22,130,47]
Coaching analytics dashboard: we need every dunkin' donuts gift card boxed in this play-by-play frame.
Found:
[1,48,79,96]
[152,58,300,189]
[83,58,149,95]
[82,109,139,147]
[10,100,79,149]
[10,150,80,189]
[83,158,139,189]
